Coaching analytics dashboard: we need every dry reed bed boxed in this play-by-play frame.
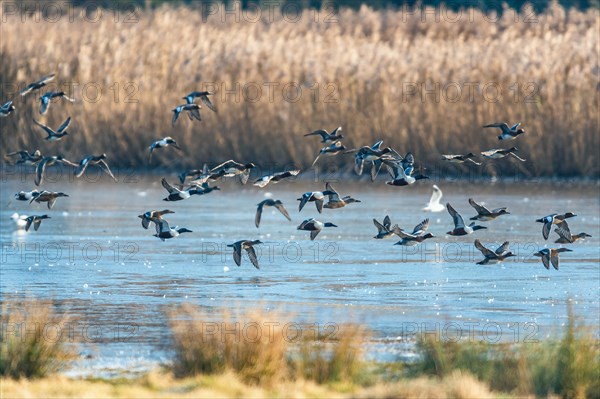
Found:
[0,3,598,176]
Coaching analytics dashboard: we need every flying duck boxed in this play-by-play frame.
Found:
[189,182,221,196]
[148,137,182,163]
[554,225,592,244]
[382,156,428,186]
[227,240,263,269]
[312,141,347,166]
[253,170,301,188]
[423,185,445,212]
[39,91,74,115]
[304,127,344,144]
[373,216,394,239]
[161,178,194,201]
[153,219,192,241]
[468,198,510,221]
[483,122,525,141]
[4,150,43,166]
[179,164,209,184]
[209,160,256,184]
[474,239,515,264]
[446,203,487,236]
[536,212,577,240]
[15,190,41,201]
[392,218,434,246]
[182,91,217,112]
[20,74,55,96]
[297,218,338,240]
[172,104,201,126]
[323,182,361,209]
[33,116,71,141]
[74,154,117,182]
[346,140,396,179]
[297,190,333,213]
[29,191,69,209]
[481,147,526,162]
[441,153,481,165]
[255,199,291,228]
[0,100,15,117]
[35,156,77,186]
[534,248,572,270]
[25,215,50,232]
[138,209,175,229]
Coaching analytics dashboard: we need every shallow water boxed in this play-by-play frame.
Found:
[1,174,599,377]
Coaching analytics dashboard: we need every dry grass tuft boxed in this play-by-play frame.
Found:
[0,2,597,176]
[0,300,76,379]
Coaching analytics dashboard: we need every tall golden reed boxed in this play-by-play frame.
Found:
[0,2,597,176]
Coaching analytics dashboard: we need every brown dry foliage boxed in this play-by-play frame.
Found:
[0,2,598,177]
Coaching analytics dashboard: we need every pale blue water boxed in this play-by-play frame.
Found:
[1,173,599,377]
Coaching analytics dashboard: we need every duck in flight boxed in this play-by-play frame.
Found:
[209,160,256,184]
[345,140,396,179]
[25,215,50,232]
[148,137,182,163]
[392,218,434,246]
[297,190,334,213]
[312,141,346,166]
[373,215,394,239]
[297,218,338,240]
[33,117,71,141]
[468,198,510,221]
[4,150,43,166]
[74,154,118,182]
[182,91,216,112]
[29,191,69,209]
[161,178,194,201]
[172,104,201,126]
[15,190,41,201]
[441,153,481,165]
[423,185,445,212]
[481,147,526,162]
[35,156,77,186]
[255,199,291,228]
[253,170,301,188]
[554,225,591,244]
[474,239,515,265]
[483,122,525,141]
[382,155,428,186]
[227,240,263,269]
[533,248,572,270]
[323,182,361,209]
[39,91,74,115]
[20,74,55,96]
[304,127,343,144]
[446,203,487,236]
[536,212,577,240]
[0,100,16,117]
[153,219,192,241]
[138,209,175,230]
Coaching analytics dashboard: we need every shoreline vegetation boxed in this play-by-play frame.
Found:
[0,2,598,177]
[1,300,598,398]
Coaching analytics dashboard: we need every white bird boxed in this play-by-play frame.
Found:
[423,185,445,212]
[10,213,28,229]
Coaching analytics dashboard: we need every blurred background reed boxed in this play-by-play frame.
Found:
[0,1,598,177]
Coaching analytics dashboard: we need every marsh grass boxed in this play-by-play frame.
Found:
[411,305,600,398]
[166,304,371,386]
[289,323,369,385]
[0,2,597,176]
[0,300,76,379]
[167,304,290,384]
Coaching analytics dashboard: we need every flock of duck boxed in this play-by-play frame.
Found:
[2,73,592,270]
